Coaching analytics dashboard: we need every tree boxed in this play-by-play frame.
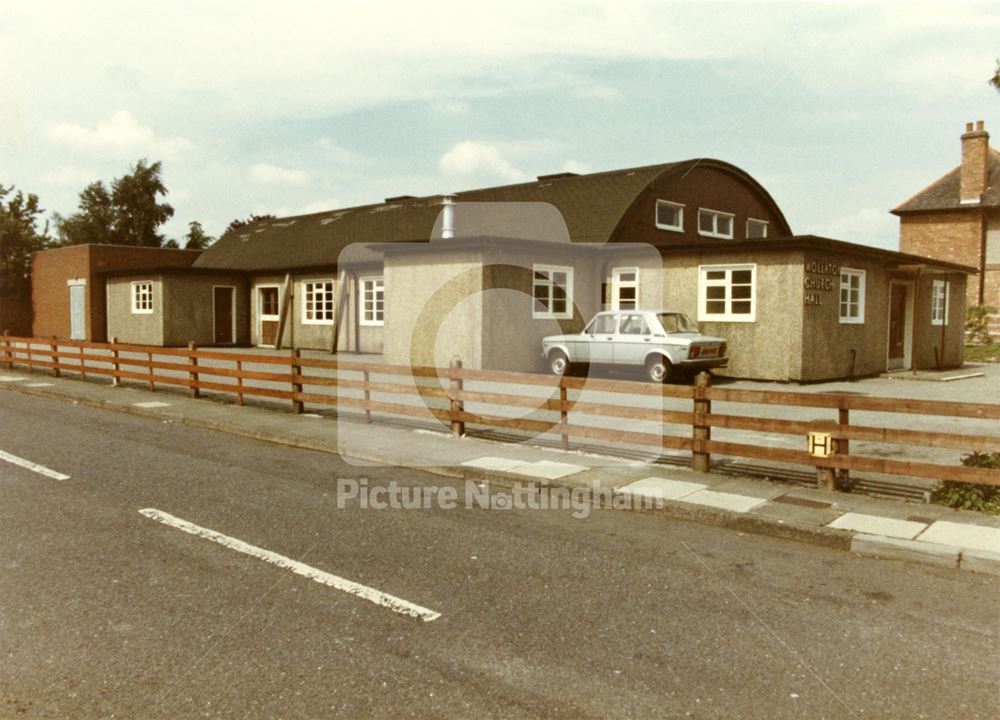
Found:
[55,159,174,247]
[182,220,213,250]
[224,213,276,236]
[992,59,1000,93]
[0,184,51,296]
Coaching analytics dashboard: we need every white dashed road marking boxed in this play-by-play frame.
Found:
[139,508,441,622]
[0,449,70,481]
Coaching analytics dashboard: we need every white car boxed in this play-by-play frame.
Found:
[541,309,728,382]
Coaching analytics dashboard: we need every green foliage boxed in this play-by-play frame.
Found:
[965,305,997,345]
[182,220,213,250]
[224,213,276,236]
[0,184,51,295]
[932,453,1000,515]
[55,159,174,248]
[965,343,1000,362]
[992,59,1000,93]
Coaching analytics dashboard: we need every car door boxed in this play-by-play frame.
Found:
[613,313,650,365]
[587,313,618,364]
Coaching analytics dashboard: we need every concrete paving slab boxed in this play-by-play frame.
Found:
[0,376,25,382]
[851,534,960,569]
[132,401,173,409]
[917,521,1000,554]
[680,490,767,514]
[616,477,706,501]
[24,383,54,388]
[960,548,1000,576]
[827,512,928,540]
[512,460,588,480]
[461,456,531,472]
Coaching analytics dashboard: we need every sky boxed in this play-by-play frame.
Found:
[1,1,998,250]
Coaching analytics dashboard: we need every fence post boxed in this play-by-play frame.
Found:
[835,407,850,488]
[290,348,303,413]
[1,331,10,369]
[110,337,120,386]
[50,338,60,378]
[26,338,33,371]
[559,378,569,451]
[692,372,711,473]
[449,358,464,437]
[78,344,86,381]
[236,359,245,406]
[188,341,200,399]
[147,351,155,391]
[363,368,372,424]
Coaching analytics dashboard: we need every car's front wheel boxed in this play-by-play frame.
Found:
[645,355,672,383]
[548,350,570,376]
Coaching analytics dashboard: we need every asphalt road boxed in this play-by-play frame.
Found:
[1,391,998,719]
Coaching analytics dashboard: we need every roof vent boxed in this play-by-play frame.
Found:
[535,172,580,181]
[384,195,417,203]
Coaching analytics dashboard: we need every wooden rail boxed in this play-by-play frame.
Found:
[1,333,998,490]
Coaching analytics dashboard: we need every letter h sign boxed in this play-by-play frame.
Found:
[807,431,834,459]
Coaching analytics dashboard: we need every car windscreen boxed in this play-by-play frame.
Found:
[657,313,699,333]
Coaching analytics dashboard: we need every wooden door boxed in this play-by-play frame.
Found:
[213,287,234,344]
[888,284,907,369]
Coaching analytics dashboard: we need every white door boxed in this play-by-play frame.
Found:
[69,285,86,340]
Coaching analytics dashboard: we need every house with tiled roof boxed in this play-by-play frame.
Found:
[893,120,1000,310]
[91,158,970,381]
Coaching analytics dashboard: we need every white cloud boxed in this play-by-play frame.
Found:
[814,208,900,251]
[431,99,471,115]
[315,138,368,165]
[41,165,99,188]
[297,198,343,215]
[47,111,192,157]
[438,141,529,182]
[562,160,592,175]
[571,84,620,100]
[250,163,310,186]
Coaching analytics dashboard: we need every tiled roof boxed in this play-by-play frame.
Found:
[892,148,1000,214]
[195,160,785,272]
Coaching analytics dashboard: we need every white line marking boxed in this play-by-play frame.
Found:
[0,449,70,481]
[139,508,441,622]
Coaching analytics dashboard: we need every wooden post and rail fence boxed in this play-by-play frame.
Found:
[1,332,998,491]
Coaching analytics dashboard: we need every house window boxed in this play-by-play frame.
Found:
[746,218,768,239]
[839,268,865,324]
[532,265,573,319]
[931,280,949,326]
[131,281,153,314]
[698,264,756,322]
[697,208,734,239]
[303,280,335,324]
[360,277,384,326]
[655,201,684,232]
[611,267,639,310]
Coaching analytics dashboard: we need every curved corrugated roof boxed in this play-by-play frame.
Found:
[195,159,785,271]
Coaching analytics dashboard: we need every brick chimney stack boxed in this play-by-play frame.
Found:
[960,119,989,203]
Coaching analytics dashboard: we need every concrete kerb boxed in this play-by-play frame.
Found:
[2,376,999,572]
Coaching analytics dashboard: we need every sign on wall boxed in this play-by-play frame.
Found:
[803,260,839,307]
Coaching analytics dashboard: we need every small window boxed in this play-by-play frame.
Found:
[532,264,573,319]
[360,277,384,326]
[698,264,756,322]
[655,201,684,232]
[302,280,335,324]
[131,281,153,314]
[931,280,949,326]
[839,269,866,324]
[611,267,639,310]
[746,218,768,239]
[697,208,735,239]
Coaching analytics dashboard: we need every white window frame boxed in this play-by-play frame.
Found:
[697,264,756,322]
[610,267,640,311]
[131,281,154,314]
[839,268,866,325]
[532,264,574,320]
[359,276,384,327]
[655,200,684,232]
[697,208,735,239]
[746,218,769,239]
[302,279,335,325]
[931,279,950,326]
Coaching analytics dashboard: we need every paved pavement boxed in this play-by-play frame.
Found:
[2,390,1000,718]
[0,361,999,578]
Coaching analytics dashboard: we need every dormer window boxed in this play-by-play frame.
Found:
[698,208,734,239]
[746,218,768,239]
[655,200,684,232]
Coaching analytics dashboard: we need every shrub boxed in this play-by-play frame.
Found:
[931,452,1000,514]
[965,305,997,344]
